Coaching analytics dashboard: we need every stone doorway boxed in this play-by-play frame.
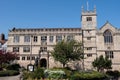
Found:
[40,58,47,68]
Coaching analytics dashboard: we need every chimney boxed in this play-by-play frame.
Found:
[1,33,5,40]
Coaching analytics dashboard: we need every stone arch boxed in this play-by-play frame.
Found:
[40,58,47,68]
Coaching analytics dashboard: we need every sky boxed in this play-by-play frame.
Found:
[0,0,120,38]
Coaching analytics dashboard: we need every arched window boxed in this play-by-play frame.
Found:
[104,30,113,44]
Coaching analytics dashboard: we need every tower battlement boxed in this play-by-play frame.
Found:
[81,5,96,16]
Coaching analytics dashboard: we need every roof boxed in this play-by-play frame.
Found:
[100,21,117,30]
[9,27,81,32]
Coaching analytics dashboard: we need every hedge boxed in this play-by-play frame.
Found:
[70,71,107,80]
[6,64,21,71]
[0,70,19,77]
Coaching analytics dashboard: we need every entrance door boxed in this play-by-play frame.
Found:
[40,58,47,68]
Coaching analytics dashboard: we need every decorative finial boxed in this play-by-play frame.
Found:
[106,20,109,23]
[81,5,84,12]
[87,1,89,11]
[94,5,96,11]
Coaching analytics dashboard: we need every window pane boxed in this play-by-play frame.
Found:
[49,36,54,42]
[34,36,38,42]
[105,51,114,59]
[13,47,19,52]
[17,57,20,60]
[56,35,62,42]
[40,47,47,52]
[32,57,35,60]
[23,46,30,52]
[86,17,92,21]
[13,35,19,43]
[41,36,47,42]
[87,54,92,57]
[27,56,30,60]
[22,56,25,60]
[87,37,91,40]
[24,35,30,42]
[104,30,113,44]
[67,35,73,41]
[86,47,92,50]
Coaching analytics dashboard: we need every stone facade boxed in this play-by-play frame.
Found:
[7,7,120,71]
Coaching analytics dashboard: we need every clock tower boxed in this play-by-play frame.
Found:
[81,6,97,70]
[81,6,97,29]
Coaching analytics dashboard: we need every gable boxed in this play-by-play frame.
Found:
[99,21,117,33]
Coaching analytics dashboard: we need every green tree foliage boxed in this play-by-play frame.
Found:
[51,40,83,67]
[92,55,112,72]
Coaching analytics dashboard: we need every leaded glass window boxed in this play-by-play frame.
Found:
[56,35,62,42]
[24,35,30,42]
[105,51,114,59]
[104,30,113,44]
[13,35,19,43]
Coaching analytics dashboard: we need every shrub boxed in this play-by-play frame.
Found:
[70,71,107,80]
[22,71,30,80]
[0,70,19,77]
[51,67,72,78]
[44,69,65,79]
[23,67,44,80]
[34,67,44,79]
[6,64,21,71]
[106,70,120,78]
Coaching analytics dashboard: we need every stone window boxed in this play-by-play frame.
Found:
[23,46,30,52]
[41,36,47,42]
[105,51,114,59]
[67,35,73,41]
[86,17,92,21]
[104,30,113,44]
[24,35,30,42]
[49,36,54,42]
[22,56,25,60]
[86,47,92,50]
[87,37,91,40]
[87,54,92,57]
[40,47,47,52]
[13,47,19,52]
[32,57,35,60]
[33,36,38,42]
[17,57,20,60]
[87,30,91,33]
[27,56,30,60]
[13,35,19,43]
[56,35,62,42]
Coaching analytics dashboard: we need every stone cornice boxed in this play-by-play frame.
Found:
[7,45,55,47]
[10,28,81,33]
[97,50,120,52]
[8,32,82,36]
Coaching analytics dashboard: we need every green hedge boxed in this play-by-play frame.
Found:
[23,67,44,80]
[44,69,65,79]
[106,70,120,78]
[70,71,107,80]
[6,64,21,71]
[0,70,20,77]
[50,67,72,79]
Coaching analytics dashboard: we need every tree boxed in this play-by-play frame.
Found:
[92,55,112,72]
[0,50,18,69]
[51,40,83,67]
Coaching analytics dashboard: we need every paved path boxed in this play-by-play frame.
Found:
[0,74,22,80]
[0,75,120,80]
